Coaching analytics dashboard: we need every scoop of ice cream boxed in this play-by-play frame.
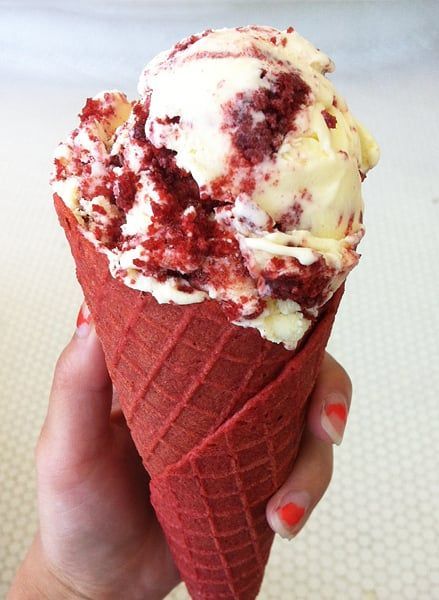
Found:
[52,26,379,349]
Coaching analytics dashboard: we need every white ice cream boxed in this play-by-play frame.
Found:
[52,26,379,349]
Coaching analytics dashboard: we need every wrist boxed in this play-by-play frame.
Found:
[8,534,87,600]
[9,534,171,600]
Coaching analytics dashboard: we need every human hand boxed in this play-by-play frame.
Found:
[9,304,351,599]
[266,352,352,538]
[9,303,179,600]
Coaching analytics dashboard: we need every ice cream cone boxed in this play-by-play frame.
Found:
[55,194,343,599]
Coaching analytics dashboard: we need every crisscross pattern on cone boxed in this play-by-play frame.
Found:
[55,195,343,599]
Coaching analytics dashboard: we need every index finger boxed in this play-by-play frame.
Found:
[306,352,352,445]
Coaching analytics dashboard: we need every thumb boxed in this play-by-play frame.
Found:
[39,302,113,468]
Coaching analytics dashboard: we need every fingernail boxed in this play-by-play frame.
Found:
[321,393,348,445]
[75,302,92,338]
[273,491,310,539]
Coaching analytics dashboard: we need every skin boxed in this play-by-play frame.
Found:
[8,307,351,599]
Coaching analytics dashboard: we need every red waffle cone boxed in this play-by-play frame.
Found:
[55,195,343,599]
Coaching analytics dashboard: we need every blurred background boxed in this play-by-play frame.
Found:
[1,1,438,598]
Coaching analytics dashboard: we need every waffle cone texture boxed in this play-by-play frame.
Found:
[55,195,343,599]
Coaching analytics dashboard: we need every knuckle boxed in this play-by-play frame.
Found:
[326,353,353,399]
[35,424,61,483]
[338,364,353,396]
[322,455,334,489]
[314,444,333,491]
[52,345,76,391]
[35,425,49,469]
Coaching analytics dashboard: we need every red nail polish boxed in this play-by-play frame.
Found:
[271,492,310,539]
[321,394,348,445]
[278,502,306,528]
[76,302,92,337]
[326,402,347,422]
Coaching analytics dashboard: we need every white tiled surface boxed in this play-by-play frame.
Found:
[1,2,439,598]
